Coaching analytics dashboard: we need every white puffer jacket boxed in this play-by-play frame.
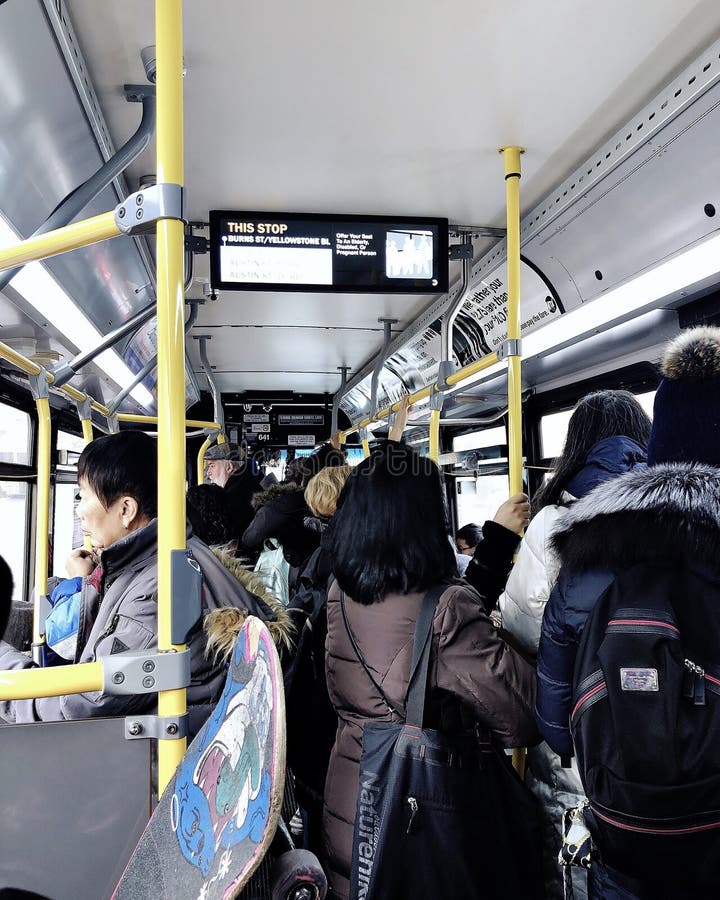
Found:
[499,499,587,900]
[498,503,564,654]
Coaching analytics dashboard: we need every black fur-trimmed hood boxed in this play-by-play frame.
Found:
[551,463,720,573]
[251,481,304,511]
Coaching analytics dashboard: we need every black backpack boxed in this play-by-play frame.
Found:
[571,561,720,887]
[282,551,338,835]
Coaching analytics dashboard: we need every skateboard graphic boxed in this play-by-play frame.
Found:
[113,616,286,900]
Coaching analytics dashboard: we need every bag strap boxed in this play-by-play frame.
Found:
[405,584,447,727]
[340,590,399,717]
[340,584,448,723]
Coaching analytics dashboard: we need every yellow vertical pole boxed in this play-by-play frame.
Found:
[155,0,187,792]
[197,436,212,485]
[32,396,52,652]
[429,407,441,463]
[500,146,524,497]
[500,145,526,778]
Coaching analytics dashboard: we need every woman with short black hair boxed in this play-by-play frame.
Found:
[0,430,282,732]
[321,441,538,899]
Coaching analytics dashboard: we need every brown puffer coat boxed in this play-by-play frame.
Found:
[321,580,539,899]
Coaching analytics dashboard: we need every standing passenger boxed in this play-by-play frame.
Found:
[500,390,650,900]
[537,327,720,898]
[0,431,279,733]
[203,442,262,557]
[321,441,539,900]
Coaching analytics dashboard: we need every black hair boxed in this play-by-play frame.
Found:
[284,444,347,489]
[532,389,651,514]
[0,553,12,641]
[283,458,311,487]
[77,430,157,519]
[455,523,483,547]
[186,483,233,546]
[329,441,456,604]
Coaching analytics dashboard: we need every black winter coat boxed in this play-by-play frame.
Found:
[223,467,262,549]
[464,520,522,612]
[242,483,320,569]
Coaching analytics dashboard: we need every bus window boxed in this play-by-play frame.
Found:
[0,481,29,601]
[0,402,32,599]
[539,409,573,459]
[456,474,510,529]
[53,431,86,578]
[452,426,506,453]
[635,390,656,419]
[541,390,655,461]
[0,401,31,466]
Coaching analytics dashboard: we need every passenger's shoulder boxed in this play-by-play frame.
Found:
[438,580,486,616]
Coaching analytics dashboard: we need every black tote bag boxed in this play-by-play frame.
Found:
[343,587,544,900]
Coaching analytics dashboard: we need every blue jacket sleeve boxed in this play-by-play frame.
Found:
[536,571,576,757]
[536,567,614,757]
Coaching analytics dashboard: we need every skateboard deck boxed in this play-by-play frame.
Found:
[113,615,286,900]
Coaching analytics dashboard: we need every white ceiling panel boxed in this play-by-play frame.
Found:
[60,0,720,395]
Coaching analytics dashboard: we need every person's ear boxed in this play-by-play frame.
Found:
[119,496,141,529]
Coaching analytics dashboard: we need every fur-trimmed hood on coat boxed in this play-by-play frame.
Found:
[251,481,304,511]
[551,462,720,573]
[204,549,293,662]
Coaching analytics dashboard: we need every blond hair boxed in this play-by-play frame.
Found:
[304,465,352,518]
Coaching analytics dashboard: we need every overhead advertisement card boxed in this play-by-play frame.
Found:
[209,211,448,294]
[339,259,563,421]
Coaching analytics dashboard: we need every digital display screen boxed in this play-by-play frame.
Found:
[209,211,448,294]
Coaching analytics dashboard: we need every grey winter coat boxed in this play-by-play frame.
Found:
[0,520,279,729]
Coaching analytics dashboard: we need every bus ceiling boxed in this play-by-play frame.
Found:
[1,2,720,423]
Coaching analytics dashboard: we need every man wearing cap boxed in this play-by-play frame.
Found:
[204,442,262,556]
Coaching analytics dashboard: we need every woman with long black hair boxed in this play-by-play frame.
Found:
[499,389,650,900]
[321,440,539,900]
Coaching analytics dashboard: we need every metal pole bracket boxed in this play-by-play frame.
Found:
[358,426,368,442]
[123,83,156,103]
[125,712,189,741]
[448,242,473,261]
[75,397,93,421]
[106,415,120,434]
[28,370,50,401]
[115,183,185,235]
[103,647,191,696]
[436,360,458,391]
[497,339,522,359]
[428,387,445,412]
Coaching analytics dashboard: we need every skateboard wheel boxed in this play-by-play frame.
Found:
[270,849,328,900]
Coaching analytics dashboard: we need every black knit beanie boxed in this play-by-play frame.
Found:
[646,326,720,466]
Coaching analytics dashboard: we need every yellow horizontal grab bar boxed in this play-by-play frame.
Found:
[0,212,121,273]
[56,384,110,416]
[116,413,223,430]
[350,352,503,432]
[0,661,104,701]
[444,351,501,386]
[0,340,43,377]
[0,340,110,417]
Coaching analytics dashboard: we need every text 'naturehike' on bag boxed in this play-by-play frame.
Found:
[343,586,544,900]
